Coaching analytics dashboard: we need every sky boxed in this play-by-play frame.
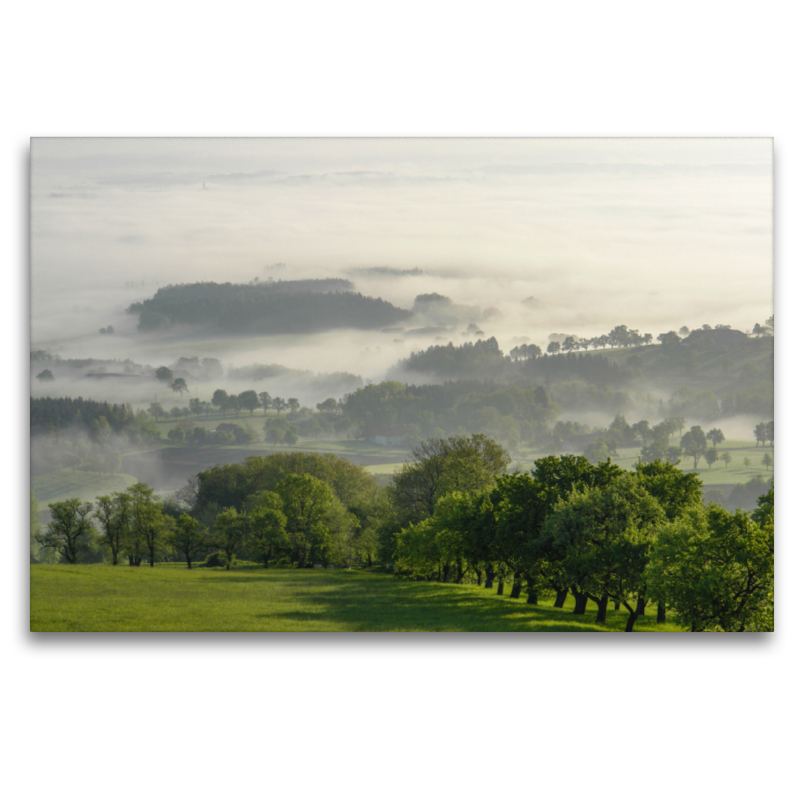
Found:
[30,137,773,368]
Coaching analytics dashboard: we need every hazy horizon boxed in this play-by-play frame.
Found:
[31,137,773,386]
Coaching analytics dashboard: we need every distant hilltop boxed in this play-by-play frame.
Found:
[126,280,412,336]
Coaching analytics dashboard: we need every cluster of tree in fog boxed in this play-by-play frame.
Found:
[127,279,412,334]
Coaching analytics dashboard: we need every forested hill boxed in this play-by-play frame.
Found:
[127,280,412,334]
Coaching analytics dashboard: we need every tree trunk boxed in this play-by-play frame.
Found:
[442,563,450,583]
[572,588,588,615]
[595,595,609,624]
[625,612,639,632]
[367,554,372,568]
[636,596,647,616]
[657,602,666,624]
[474,568,482,587]
[510,582,522,599]
[484,570,494,589]
[526,592,538,605]
[614,600,621,610]
[186,558,192,569]
[554,589,568,608]
[497,581,504,595]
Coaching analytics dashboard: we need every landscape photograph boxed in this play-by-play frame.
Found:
[29,137,774,632]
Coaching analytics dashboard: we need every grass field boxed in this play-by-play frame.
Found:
[31,469,140,505]
[30,564,683,632]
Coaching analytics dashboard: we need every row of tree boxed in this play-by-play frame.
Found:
[390,450,773,632]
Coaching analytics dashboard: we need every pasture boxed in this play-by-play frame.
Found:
[30,564,683,632]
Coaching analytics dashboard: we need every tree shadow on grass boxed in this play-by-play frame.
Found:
[201,571,610,632]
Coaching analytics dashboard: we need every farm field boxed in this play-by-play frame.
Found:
[31,469,140,505]
[30,564,683,632]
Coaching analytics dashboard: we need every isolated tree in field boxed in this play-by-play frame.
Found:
[238,389,260,415]
[258,391,272,414]
[287,398,300,414]
[155,366,173,383]
[744,456,751,469]
[245,491,287,568]
[681,426,707,469]
[721,452,732,469]
[762,452,773,470]
[169,514,207,568]
[36,369,55,381]
[170,406,182,420]
[706,428,725,449]
[546,341,561,355]
[36,498,95,564]
[703,449,718,469]
[647,501,773,631]
[754,422,767,446]
[171,377,188,396]
[766,421,774,446]
[213,507,246,570]
[148,402,165,421]
[316,397,337,413]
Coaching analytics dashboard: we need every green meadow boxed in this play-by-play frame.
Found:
[30,564,683,632]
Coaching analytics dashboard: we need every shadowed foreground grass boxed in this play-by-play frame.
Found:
[30,565,684,632]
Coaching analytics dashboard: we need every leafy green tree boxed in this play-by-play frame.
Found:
[287,398,300,414]
[275,474,347,567]
[720,451,732,469]
[36,498,95,564]
[171,377,188,396]
[546,341,561,355]
[390,434,510,525]
[681,426,707,469]
[284,430,299,446]
[704,449,718,469]
[544,473,665,629]
[129,482,168,567]
[647,503,773,631]
[213,507,246,569]
[189,398,202,417]
[155,366,173,383]
[658,331,681,348]
[212,389,229,411]
[239,390,260,415]
[245,492,287,568]
[762,452,773,470]
[36,369,55,381]
[583,439,611,464]
[170,514,207,568]
[94,493,132,565]
[754,422,767,446]
[706,428,725,449]
[272,396,287,415]
[743,456,751,469]
[148,402,165,421]
[316,398,338,413]
[766,420,774,446]
[30,491,45,563]
[258,391,272,414]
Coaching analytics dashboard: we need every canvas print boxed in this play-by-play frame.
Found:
[29,138,774,632]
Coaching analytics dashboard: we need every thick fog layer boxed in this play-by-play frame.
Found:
[31,138,773,404]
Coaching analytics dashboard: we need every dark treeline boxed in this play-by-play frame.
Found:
[127,280,412,334]
[31,396,160,442]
